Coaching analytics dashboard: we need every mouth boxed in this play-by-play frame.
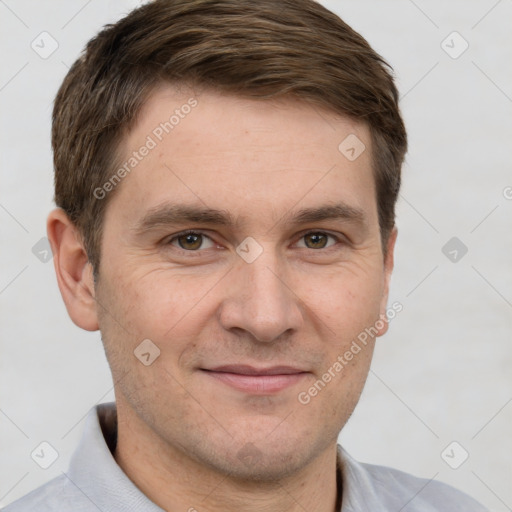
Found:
[200,365,309,394]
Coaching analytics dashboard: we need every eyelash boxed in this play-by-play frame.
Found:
[165,229,344,254]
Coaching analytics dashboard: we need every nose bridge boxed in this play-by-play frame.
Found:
[248,249,287,306]
[219,243,303,342]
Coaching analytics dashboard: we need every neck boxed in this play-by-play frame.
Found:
[113,401,341,512]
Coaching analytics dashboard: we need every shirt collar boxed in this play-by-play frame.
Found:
[67,402,164,512]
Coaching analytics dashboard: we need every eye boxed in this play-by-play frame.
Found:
[296,231,339,250]
[165,230,342,254]
[168,230,215,251]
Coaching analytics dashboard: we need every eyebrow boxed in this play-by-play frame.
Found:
[131,202,367,236]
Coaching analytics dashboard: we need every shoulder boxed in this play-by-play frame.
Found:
[1,474,93,512]
[363,462,487,511]
[338,447,488,511]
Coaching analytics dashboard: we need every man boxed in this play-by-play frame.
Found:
[3,0,487,510]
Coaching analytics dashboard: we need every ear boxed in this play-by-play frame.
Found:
[376,226,398,337]
[46,208,99,331]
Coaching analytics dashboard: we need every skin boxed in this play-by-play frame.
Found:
[48,85,396,512]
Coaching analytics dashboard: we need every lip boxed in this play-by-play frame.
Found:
[200,365,309,394]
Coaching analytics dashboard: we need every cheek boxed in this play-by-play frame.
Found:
[303,265,385,336]
[105,264,213,338]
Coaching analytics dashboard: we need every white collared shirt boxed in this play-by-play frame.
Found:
[2,402,488,511]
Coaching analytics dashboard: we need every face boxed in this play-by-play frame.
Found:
[93,85,395,481]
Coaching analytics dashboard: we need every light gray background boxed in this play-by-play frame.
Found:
[1,0,511,510]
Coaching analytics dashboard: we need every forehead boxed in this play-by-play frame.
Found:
[106,85,377,230]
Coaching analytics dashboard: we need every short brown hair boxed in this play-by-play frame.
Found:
[52,0,407,275]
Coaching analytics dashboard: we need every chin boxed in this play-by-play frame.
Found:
[207,445,312,483]
[184,427,329,484]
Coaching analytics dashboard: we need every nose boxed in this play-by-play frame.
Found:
[218,246,304,343]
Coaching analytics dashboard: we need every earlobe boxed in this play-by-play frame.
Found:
[376,227,398,337]
[46,208,99,331]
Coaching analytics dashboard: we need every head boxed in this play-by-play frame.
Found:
[49,0,407,482]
